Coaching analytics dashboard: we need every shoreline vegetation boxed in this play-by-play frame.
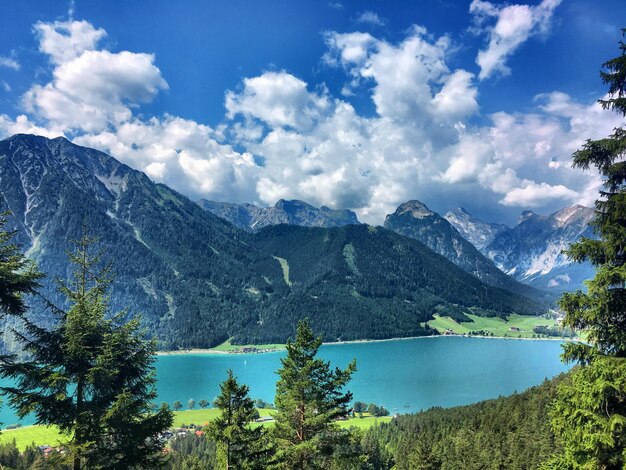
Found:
[157,316,580,356]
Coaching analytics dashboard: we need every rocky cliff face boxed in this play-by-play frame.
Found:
[445,207,509,251]
[483,205,596,291]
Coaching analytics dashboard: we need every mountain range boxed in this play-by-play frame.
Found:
[198,198,359,231]
[0,134,543,350]
[445,206,595,292]
[383,200,548,302]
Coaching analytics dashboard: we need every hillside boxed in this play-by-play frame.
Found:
[1,134,544,349]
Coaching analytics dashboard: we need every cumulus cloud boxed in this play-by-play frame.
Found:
[75,115,258,202]
[438,90,623,209]
[23,50,167,133]
[0,18,619,224]
[355,11,386,27]
[225,72,330,131]
[470,0,562,80]
[34,20,106,65]
[325,27,478,125]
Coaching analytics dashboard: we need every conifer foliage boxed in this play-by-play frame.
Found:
[208,369,268,469]
[0,212,42,316]
[273,319,357,469]
[0,233,173,469]
[547,29,626,469]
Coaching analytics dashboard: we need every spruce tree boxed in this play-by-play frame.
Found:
[546,30,626,468]
[208,369,267,469]
[273,319,357,469]
[0,233,173,469]
[0,212,42,316]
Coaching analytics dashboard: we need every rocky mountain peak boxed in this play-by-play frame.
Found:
[395,200,436,219]
[518,210,539,224]
[552,204,594,227]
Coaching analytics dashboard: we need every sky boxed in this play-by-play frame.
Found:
[0,0,624,225]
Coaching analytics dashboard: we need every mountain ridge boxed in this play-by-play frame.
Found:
[198,198,360,231]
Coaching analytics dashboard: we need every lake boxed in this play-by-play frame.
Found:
[0,336,571,427]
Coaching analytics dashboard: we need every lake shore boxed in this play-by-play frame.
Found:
[156,333,577,356]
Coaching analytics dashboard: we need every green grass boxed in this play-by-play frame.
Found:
[339,415,392,429]
[0,408,389,450]
[0,425,65,451]
[272,255,292,286]
[210,339,285,353]
[428,313,560,338]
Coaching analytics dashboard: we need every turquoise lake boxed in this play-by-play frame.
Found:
[0,336,571,427]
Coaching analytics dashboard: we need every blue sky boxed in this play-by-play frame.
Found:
[0,0,624,224]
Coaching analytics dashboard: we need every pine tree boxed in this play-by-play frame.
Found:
[208,369,267,469]
[546,30,626,469]
[0,233,173,469]
[0,212,42,316]
[272,319,357,469]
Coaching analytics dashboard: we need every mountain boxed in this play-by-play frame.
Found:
[445,207,509,251]
[483,206,596,291]
[383,201,547,302]
[252,223,543,327]
[0,134,288,350]
[0,134,543,349]
[198,198,359,231]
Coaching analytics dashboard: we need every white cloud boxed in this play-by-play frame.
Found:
[470,0,562,80]
[23,45,167,132]
[75,115,259,202]
[225,72,330,131]
[325,27,478,125]
[0,114,62,139]
[500,181,577,206]
[355,11,386,27]
[0,57,20,71]
[34,20,106,65]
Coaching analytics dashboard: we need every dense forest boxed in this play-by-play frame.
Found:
[366,376,564,469]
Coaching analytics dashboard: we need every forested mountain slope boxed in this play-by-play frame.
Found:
[0,134,544,349]
[252,224,543,325]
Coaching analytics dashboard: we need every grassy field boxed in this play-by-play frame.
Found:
[427,313,560,338]
[0,408,390,450]
[210,339,285,353]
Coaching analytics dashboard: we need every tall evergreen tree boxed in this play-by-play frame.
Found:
[0,212,42,316]
[207,369,267,469]
[0,233,173,469]
[273,319,357,469]
[546,30,626,469]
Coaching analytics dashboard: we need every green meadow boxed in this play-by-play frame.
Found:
[427,313,560,338]
[0,409,390,450]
